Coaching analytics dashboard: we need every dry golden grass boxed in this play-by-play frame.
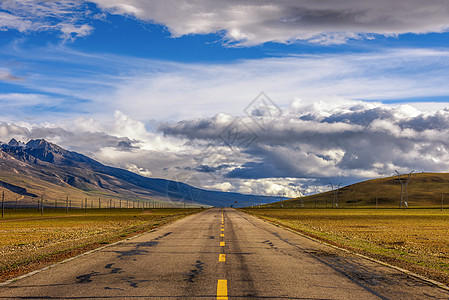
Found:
[242,208,449,284]
[0,208,200,279]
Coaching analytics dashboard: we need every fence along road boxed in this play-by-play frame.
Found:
[1,207,449,299]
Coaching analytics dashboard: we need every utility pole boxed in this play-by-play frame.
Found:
[41,194,44,215]
[85,198,87,213]
[66,196,69,213]
[15,196,18,211]
[297,188,305,208]
[395,170,414,209]
[99,198,101,210]
[328,183,341,208]
[277,192,286,205]
[442,193,444,211]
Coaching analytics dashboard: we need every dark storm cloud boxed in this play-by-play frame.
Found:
[93,0,449,45]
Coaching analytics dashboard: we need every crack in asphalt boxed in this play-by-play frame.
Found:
[183,260,205,283]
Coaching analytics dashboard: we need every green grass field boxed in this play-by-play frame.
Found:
[0,208,201,281]
[242,208,449,284]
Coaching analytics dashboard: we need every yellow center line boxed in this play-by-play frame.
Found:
[219,254,226,262]
[217,279,228,300]
[220,241,225,246]
[221,233,224,237]
[221,228,224,231]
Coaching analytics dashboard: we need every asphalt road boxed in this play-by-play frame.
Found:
[1,208,449,299]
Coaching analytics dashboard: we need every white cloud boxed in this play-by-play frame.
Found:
[3,101,449,196]
[160,99,449,188]
[4,45,449,124]
[97,49,449,121]
[0,11,32,32]
[92,0,449,45]
[0,0,93,40]
[204,182,232,192]
[125,163,152,177]
[59,23,93,40]
[3,1,449,45]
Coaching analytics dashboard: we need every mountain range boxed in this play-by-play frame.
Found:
[0,139,272,207]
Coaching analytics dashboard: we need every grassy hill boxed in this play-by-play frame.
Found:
[265,173,449,209]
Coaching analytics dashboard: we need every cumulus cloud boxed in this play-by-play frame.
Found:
[3,102,449,197]
[159,100,449,189]
[92,0,449,45]
[0,118,140,157]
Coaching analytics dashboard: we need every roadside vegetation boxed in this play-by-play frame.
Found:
[242,208,449,285]
[0,208,201,282]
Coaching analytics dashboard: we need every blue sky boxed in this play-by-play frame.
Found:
[3,1,449,197]
[3,1,449,121]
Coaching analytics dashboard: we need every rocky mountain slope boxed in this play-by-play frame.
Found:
[0,139,268,207]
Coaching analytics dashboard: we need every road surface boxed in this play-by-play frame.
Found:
[1,208,448,299]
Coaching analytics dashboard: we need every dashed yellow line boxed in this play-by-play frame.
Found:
[218,210,228,300]
[217,279,228,300]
